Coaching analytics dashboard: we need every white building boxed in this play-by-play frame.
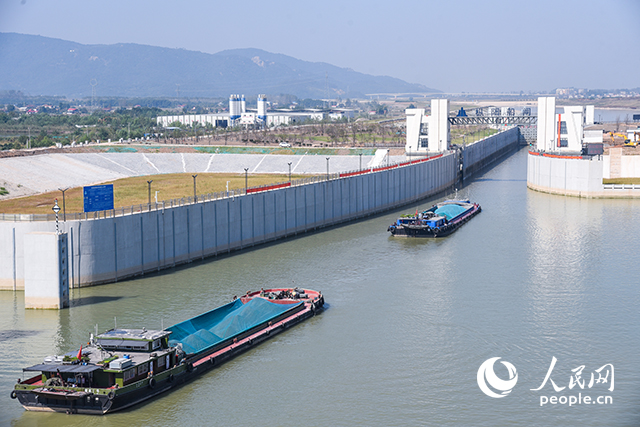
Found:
[157,94,325,129]
[536,97,599,152]
[405,99,450,154]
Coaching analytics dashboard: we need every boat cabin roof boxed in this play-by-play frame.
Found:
[24,364,102,373]
[97,328,170,341]
[24,343,174,374]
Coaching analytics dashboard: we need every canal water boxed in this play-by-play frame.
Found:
[1,147,639,426]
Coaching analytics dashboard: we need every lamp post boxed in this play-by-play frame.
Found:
[288,162,292,182]
[326,157,330,181]
[192,174,198,203]
[58,187,69,222]
[52,199,61,234]
[244,168,249,193]
[147,180,153,206]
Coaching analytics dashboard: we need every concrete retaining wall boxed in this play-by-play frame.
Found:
[1,153,457,289]
[527,153,606,197]
[527,152,640,198]
[603,153,640,179]
[462,127,520,179]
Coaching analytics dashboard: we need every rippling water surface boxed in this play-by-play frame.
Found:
[1,148,639,426]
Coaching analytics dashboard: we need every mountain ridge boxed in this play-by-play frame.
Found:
[0,33,439,99]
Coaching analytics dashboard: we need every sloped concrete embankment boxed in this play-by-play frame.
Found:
[1,154,457,289]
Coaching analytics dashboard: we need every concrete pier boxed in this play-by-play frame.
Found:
[23,232,69,309]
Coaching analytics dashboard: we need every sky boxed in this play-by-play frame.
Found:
[1,0,639,94]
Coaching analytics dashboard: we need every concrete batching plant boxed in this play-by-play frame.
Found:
[157,94,323,129]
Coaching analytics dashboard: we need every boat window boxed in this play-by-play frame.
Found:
[123,369,135,382]
[137,363,149,376]
[152,339,161,350]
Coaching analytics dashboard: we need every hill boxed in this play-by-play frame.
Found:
[0,33,438,99]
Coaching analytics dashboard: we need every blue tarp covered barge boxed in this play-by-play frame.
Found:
[388,199,481,238]
[167,297,303,357]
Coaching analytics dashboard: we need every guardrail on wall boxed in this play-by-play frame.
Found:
[0,153,449,223]
[603,184,640,190]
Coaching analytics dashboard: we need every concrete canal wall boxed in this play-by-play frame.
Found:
[527,151,640,198]
[0,128,523,290]
[462,127,520,179]
[0,153,457,289]
[527,152,604,197]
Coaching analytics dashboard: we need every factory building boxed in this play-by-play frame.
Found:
[157,94,324,129]
[405,99,450,155]
[536,97,599,152]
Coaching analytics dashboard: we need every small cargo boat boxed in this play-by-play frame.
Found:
[11,288,324,415]
[387,199,481,238]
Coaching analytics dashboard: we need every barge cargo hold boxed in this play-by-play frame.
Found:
[12,288,324,415]
[387,200,481,238]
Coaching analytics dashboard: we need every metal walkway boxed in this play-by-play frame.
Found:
[448,115,537,126]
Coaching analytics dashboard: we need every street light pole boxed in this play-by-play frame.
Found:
[244,168,249,193]
[147,180,153,206]
[288,162,292,182]
[192,174,198,203]
[58,188,69,221]
[326,157,330,181]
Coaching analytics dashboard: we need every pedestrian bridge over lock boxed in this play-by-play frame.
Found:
[406,99,537,156]
[448,115,537,126]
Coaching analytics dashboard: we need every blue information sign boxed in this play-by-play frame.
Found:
[83,184,114,212]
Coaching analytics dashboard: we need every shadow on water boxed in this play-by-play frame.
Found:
[0,330,40,341]
[69,295,129,307]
